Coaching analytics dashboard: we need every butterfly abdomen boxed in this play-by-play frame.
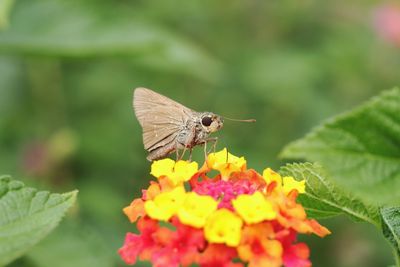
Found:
[146,142,176,161]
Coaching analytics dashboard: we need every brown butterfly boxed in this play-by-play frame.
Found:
[133,88,255,161]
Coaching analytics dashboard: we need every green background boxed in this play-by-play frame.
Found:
[1,0,399,266]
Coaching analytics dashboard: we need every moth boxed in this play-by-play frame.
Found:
[133,87,255,161]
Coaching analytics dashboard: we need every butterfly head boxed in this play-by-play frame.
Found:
[200,112,224,133]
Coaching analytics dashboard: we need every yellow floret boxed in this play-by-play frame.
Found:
[177,192,218,228]
[282,176,306,195]
[207,148,246,179]
[232,191,276,224]
[204,208,243,247]
[150,158,198,186]
[144,186,186,221]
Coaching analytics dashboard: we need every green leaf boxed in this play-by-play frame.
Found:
[0,175,78,266]
[280,163,380,226]
[0,0,221,82]
[0,0,15,29]
[281,88,400,205]
[381,206,400,266]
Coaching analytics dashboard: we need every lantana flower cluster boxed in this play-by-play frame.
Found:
[119,148,330,267]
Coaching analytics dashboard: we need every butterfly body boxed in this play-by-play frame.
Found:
[133,88,223,161]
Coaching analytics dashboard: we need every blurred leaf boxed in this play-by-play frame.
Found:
[280,163,380,226]
[381,207,400,266]
[0,0,221,82]
[381,206,400,266]
[79,180,127,225]
[0,56,21,114]
[0,175,77,266]
[242,50,319,104]
[281,88,400,205]
[0,0,14,29]
[26,221,114,267]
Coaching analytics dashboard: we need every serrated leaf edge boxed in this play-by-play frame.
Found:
[0,176,78,266]
[281,163,380,226]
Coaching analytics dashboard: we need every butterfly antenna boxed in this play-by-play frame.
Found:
[222,116,256,123]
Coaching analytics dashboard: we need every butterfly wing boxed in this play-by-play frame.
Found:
[133,87,195,151]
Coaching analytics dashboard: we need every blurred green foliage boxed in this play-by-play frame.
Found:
[1,0,399,266]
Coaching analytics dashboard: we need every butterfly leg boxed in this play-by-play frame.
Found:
[203,141,208,159]
[176,127,195,161]
[201,137,218,160]
[188,148,193,162]
[179,146,188,161]
[206,137,218,154]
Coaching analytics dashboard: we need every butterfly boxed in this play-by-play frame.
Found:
[133,88,254,161]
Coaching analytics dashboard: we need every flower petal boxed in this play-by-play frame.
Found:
[207,148,246,179]
[151,158,175,178]
[204,208,243,247]
[232,191,276,224]
[262,168,282,185]
[144,187,187,221]
[178,192,218,228]
[282,176,306,195]
[123,198,145,223]
[151,158,198,186]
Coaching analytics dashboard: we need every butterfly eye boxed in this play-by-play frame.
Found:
[201,116,213,127]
